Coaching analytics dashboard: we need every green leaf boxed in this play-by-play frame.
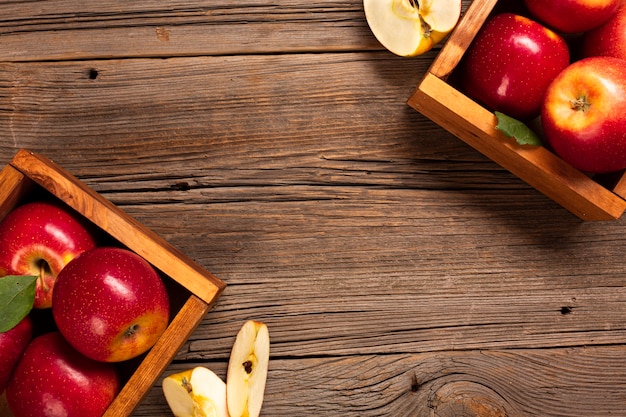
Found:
[495,111,543,146]
[0,275,37,332]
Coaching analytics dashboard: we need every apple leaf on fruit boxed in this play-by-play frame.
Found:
[0,275,37,332]
[495,112,542,146]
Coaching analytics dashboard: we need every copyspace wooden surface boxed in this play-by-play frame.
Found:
[2,1,626,416]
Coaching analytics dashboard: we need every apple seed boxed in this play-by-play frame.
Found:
[181,376,193,393]
[243,360,253,374]
[406,0,434,38]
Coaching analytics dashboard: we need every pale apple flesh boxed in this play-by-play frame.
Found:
[419,0,462,32]
[226,320,270,417]
[363,0,461,57]
[162,367,228,417]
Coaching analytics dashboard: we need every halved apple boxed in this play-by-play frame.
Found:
[162,366,228,417]
[363,0,462,56]
[226,320,270,417]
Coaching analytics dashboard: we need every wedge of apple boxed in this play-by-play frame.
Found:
[226,320,270,417]
[363,0,462,56]
[162,366,229,417]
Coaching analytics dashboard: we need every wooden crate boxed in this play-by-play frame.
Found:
[408,0,626,221]
[0,149,226,416]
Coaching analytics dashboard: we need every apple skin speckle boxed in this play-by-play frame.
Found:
[461,13,570,121]
[541,56,626,174]
[0,201,97,309]
[6,331,120,417]
[52,247,170,362]
[0,315,33,393]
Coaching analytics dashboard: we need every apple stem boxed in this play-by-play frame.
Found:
[124,323,140,338]
[571,96,591,113]
[38,260,50,292]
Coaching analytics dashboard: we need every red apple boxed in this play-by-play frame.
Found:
[6,331,120,417]
[542,56,626,173]
[52,246,170,362]
[0,315,33,393]
[524,0,622,33]
[582,5,626,60]
[461,13,570,120]
[0,201,97,309]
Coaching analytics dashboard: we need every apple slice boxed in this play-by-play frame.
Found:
[363,0,462,56]
[226,320,270,417]
[162,366,228,417]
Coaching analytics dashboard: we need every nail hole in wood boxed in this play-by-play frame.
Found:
[88,69,98,80]
[560,306,573,315]
[171,182,190,191]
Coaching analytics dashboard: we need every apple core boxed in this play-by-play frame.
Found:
[363,0,461,57]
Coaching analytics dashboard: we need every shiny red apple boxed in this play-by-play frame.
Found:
[524,0,622,33]
[52,246,170,362]
[0,315,33,393]
[542,56,626,173]
[582,5,626,60]
[0,201,97,309]
[460,13,570,120]
[6,331,120,417]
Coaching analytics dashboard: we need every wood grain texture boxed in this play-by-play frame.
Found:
[0,0,382,61]
[0,165,31,221]
[137,347,626,416]
[0,0,473,61]
[1,0,626,416]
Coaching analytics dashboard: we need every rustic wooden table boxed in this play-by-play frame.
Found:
[2,1,626,416]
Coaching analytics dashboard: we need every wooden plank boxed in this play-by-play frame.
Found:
[0,52,479,178]
[0,0,473,61]
[429,0,498,79]
[0,164,32,221]
[0,0,378,61]
[121,194,626,357]
[134,347,626,416]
